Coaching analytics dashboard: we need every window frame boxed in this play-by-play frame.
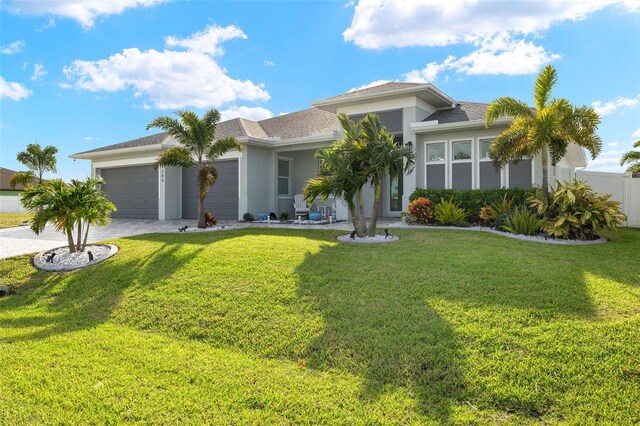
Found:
[277,157,293,198]
[451,139,473,163]
[478,138,494,162]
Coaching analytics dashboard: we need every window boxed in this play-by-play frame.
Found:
[278,158,290,196]
[479,138,493,160]
[427,143,445,162]
[452,140,472,161]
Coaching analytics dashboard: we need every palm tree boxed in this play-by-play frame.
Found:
[147,109,241,228]
[484,65,602,200]
[20,176,115,253]
[361,113,415,236]
[620,140,640,176]
[9,143,58,189]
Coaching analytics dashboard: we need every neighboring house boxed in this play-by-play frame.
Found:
[70,82,587,221]
[0,167,30,212]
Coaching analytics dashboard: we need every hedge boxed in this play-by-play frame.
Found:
[409,187,537,223]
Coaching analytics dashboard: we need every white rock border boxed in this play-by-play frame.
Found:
[387,222,607,245]
[34,244,119,272]
[336,233,400,244]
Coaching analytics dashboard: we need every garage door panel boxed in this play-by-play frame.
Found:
[182,160,239,220]
[101,165,158,219]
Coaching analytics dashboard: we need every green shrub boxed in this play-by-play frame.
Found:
[406,197,434,225]
[243,212,255,222]
[433,198,468,226]
[528,180,627,240]
[503,207,545,236]
[279,212,289,222]
[409,187,536,223]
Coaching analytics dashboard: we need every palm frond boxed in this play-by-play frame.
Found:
[155,146,195,169]
[534,65,558,110]
[207,136,242,160]
[490,123,531,169]
[8,170,36,189]
[620,149,640,166]
[484,97,533,126]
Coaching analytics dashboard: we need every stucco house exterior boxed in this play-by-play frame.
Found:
[70,82,588,221]
[0,167,30,212]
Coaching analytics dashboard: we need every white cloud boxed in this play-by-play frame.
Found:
[220,106,274,121]
[632,128,640,138]
[9,0,165,29]
[348,79,392,92]
[1,40,25,55]
[591,94,640,116]
[403,33,560,82]
[84,136,99,141]
[62,25,270,110]
[31,63,47,81]
[165,25,246,56]
[0,76,33,101]
[585,148,627,172]
[344,0,640,49]
[608,141,620,147]
[263,60,275,67]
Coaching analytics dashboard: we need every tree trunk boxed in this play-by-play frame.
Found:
[82,221,90,252]
[367,178,383,237]
[67,226,76,253]
[356,189,367,237]
[76,221,82,252]
[197,164,206,228]
[349,205,359,233]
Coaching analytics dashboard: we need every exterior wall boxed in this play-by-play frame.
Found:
[243,145,274,218]
[160,166,181,220]
[0,192,26,212]
[182,160,238,220]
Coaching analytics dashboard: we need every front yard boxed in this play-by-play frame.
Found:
[0,228,638,424]
[0,212,31,229]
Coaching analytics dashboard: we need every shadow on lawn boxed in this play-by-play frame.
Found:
[0,235,206,343]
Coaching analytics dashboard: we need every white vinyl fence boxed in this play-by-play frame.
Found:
[576,170,640,227]
[0,194,27,212]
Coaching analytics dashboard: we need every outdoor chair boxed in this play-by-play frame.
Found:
[293,194,310,217]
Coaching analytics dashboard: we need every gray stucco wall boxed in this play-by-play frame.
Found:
[508,160,532,188]
[479,162,502,189]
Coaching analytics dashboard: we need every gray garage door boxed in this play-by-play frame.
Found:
[182,160,239,220]
[100,165,158,219]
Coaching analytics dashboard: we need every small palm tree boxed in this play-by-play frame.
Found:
[361,113,415,236]
[9,143,58,189]
[147,109,241,228]
[484,65,602,200]
[620,140,640,176]
[21,176,116,253]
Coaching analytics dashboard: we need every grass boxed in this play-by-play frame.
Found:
[0,212,31,229]
[0,227,639,424]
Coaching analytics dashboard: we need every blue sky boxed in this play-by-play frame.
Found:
[1,0,639,181]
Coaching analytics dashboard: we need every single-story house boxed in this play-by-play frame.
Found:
[70,82,587,221]
[0,167,30,212]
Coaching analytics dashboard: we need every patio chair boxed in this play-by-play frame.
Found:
[293,194,310,217]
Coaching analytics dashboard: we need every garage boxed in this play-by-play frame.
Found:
[99,165,158,219]
[182,160,238,220]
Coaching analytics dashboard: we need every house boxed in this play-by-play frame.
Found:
[0,167,30,212]
[70,82,587,221]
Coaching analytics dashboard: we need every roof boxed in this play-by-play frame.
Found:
[0,167,34,190]
[424,101,490,124]
[330,82,426,100]
[72,107,338,157]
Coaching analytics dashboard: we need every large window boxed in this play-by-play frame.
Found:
[278,158,291,196]
[452,140,472,161]
[479,138,493,160]
[427,142,445,162]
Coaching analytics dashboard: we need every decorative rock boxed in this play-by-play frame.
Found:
[337,233,400,244]
[0,285,15,297]
[34,244,119,272]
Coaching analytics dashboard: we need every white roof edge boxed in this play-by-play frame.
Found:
[411,117,512,133]
[244,131,337,148]
[69,143,164,160]
[310,84,455,107]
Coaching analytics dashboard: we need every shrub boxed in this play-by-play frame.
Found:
[243,212,255,222]
[406,197,434,225]
[409,187,535,223]
[279,212,289,222]
[400,212,416,225]
[433,198,468,226]
[528,179,627,240]
[489,194,514,230]
[204,212,217,227]
[478,205,493,225]
[503,207,545,236]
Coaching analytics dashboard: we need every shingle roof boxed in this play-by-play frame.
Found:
[330,82,426,100]
[0,167,35,190]
[72,108,338,156]
[258,108,337,139]
[424,101,490,124]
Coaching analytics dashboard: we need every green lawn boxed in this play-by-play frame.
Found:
[0,212,31,229]
[0,228,639,424]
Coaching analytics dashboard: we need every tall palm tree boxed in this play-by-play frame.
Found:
[9,143,58,189]
[147,109,242,228]
[620,140,640,176]
[484,65,602,199]
[361,113,415,236]
[20,176,115,253]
